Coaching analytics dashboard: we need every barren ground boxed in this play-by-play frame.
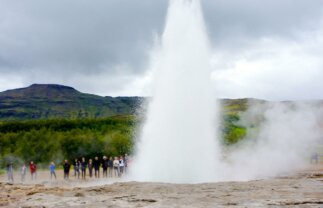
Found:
[0,164,322,208]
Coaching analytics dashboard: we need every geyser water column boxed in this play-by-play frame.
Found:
[131,0,221,183]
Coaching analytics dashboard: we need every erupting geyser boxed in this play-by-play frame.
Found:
[131,0,221,183]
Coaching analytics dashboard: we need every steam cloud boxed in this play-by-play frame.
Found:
[220,101,322,181]
[130,0,323,183]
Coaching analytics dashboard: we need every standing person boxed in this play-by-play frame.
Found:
[81,157,87,180]
[124,154,129,174]
[108,157,113,177]
[49,162,57,180]
[73,159,78,178]
[119,156,125,177]
[74,160,80,179]
[21,164,27,182]
[93,156,100,178]
[113,157,120,177]
[63,160,71,180]
[88,159,93,178]
[77,160,81,179]
[29,161,37,181]
[102,156,108,178]
[7,162,14,183]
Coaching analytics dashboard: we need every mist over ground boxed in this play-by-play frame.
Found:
[219,101,323,180]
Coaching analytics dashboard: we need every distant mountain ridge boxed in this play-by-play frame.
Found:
[0,84,142,120]
[0,84,322,121]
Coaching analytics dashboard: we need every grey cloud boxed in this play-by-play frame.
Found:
[202,0,323,49]
[0,0,167,74]
[0,0,322,98]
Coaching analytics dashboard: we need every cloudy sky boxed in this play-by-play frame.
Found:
[0,0,322,100]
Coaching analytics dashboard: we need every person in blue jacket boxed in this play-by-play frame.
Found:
[49,162,56,180]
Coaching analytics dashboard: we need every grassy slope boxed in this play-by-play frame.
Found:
[0,84,293,147]
[0,84,142,120]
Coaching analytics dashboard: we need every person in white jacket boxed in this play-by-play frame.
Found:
[119,156,125,176]
[113,157,120,177]
[21,164,26,182]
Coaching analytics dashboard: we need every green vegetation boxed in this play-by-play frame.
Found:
[0,84,141,120]
[222,113,247,145]
[0,113,248,168]
[0,116,136,168]
[0,84,256,168]
[221,98,249,113]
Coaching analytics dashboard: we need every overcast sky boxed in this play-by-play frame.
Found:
[0,0,323,100]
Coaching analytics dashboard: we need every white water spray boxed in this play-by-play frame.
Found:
[131,0,221,183]
[130,0,322,183]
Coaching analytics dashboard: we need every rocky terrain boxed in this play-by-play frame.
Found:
[0,165,322,208]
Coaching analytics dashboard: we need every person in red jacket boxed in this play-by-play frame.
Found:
[29,161,37,181]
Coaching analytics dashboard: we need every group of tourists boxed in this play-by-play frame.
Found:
[63,155,129,180]
[5,154,129,183]
[6,161,33,183]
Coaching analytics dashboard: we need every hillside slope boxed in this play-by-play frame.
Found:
[1,84,322,122]
[0,84,142,120]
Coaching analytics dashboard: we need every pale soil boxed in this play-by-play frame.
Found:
[0,165,322,208]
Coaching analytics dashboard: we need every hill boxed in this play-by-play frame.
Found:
[0,84,258,121]
[0,84,322,166]
[0,84,142,120]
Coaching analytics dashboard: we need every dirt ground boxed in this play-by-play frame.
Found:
[0,164,322,208]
